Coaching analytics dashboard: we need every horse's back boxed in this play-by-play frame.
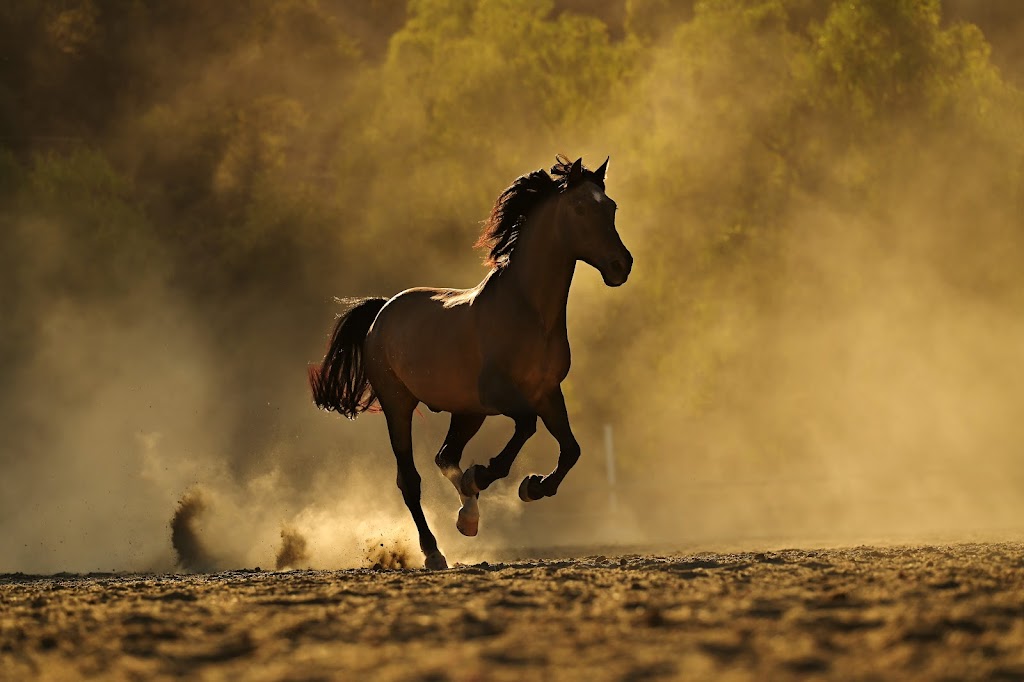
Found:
[365,287,488,413]
[371,286,477,340]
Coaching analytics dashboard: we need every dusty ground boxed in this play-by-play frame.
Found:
[3,543,1024,681]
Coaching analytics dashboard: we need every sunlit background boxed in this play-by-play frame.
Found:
[2,0,1024,573]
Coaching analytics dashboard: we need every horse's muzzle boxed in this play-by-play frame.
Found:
[601,252,633,287]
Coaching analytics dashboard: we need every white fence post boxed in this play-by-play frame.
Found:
[603,423,618,515]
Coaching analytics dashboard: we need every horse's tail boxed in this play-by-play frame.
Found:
[308,297,389,419]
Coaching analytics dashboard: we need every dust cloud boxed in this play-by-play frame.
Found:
[171,489,217,572]
[275,527,310,570]
[364,540,416,570]
[2,1,1024,574]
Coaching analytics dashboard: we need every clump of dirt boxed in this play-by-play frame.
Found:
[170,489,217,572]
[365,539,414,569]
[275,527,309,570]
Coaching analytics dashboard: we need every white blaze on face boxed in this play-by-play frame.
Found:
[591,187,605,204]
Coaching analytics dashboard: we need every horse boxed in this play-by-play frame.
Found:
[308,155,632,569]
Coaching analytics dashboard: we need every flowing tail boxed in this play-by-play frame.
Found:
[308,297,388,418]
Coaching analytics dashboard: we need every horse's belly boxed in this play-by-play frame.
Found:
[400,358,489,414]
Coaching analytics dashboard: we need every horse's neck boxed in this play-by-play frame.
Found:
[504,204,575,335]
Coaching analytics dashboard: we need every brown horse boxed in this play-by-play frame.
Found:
[309,156,631,569]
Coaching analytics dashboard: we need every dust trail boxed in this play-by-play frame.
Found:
[275,527,309,570]
[170,489,217,572]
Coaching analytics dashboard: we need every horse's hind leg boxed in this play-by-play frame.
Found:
[434,414,485,537]
[435,414,486,481]
[382,398,447,569]
[519,388,581,502]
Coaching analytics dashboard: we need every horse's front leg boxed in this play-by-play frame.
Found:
[460,414,537,495]
[519,388,581,502]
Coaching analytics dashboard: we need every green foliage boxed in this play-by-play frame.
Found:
[812,0,942,118]
[384,0,627,153]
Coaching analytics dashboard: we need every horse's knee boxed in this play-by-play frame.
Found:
[516,416,537,438]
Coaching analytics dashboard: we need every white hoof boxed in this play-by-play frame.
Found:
[457,508,479,537]
[457,494,479,536]
[424,551,448,570]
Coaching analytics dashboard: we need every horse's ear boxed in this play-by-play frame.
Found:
[595,156,609,185]
[568,157,584,185]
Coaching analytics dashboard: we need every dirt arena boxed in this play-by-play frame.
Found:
[3,543,1024,681]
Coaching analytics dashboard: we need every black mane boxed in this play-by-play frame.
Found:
[476,155,605,268]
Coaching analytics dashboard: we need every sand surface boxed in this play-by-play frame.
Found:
[3,543,1024,681]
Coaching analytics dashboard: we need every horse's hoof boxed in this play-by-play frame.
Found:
[457,507,479,537]
[424,551,448,570]
[519,475,544,502]
[459,466,483,497]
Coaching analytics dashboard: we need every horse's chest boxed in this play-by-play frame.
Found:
[517,335,570,395]
[478,331,569,414]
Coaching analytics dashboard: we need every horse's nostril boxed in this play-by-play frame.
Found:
[611,257,632,276]
[605,258,630,285]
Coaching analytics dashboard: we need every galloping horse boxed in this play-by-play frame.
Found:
[309,156,632,569]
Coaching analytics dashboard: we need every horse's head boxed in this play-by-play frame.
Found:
[556,157,632,287]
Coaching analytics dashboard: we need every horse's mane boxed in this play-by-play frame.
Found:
[475,155,606,268]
